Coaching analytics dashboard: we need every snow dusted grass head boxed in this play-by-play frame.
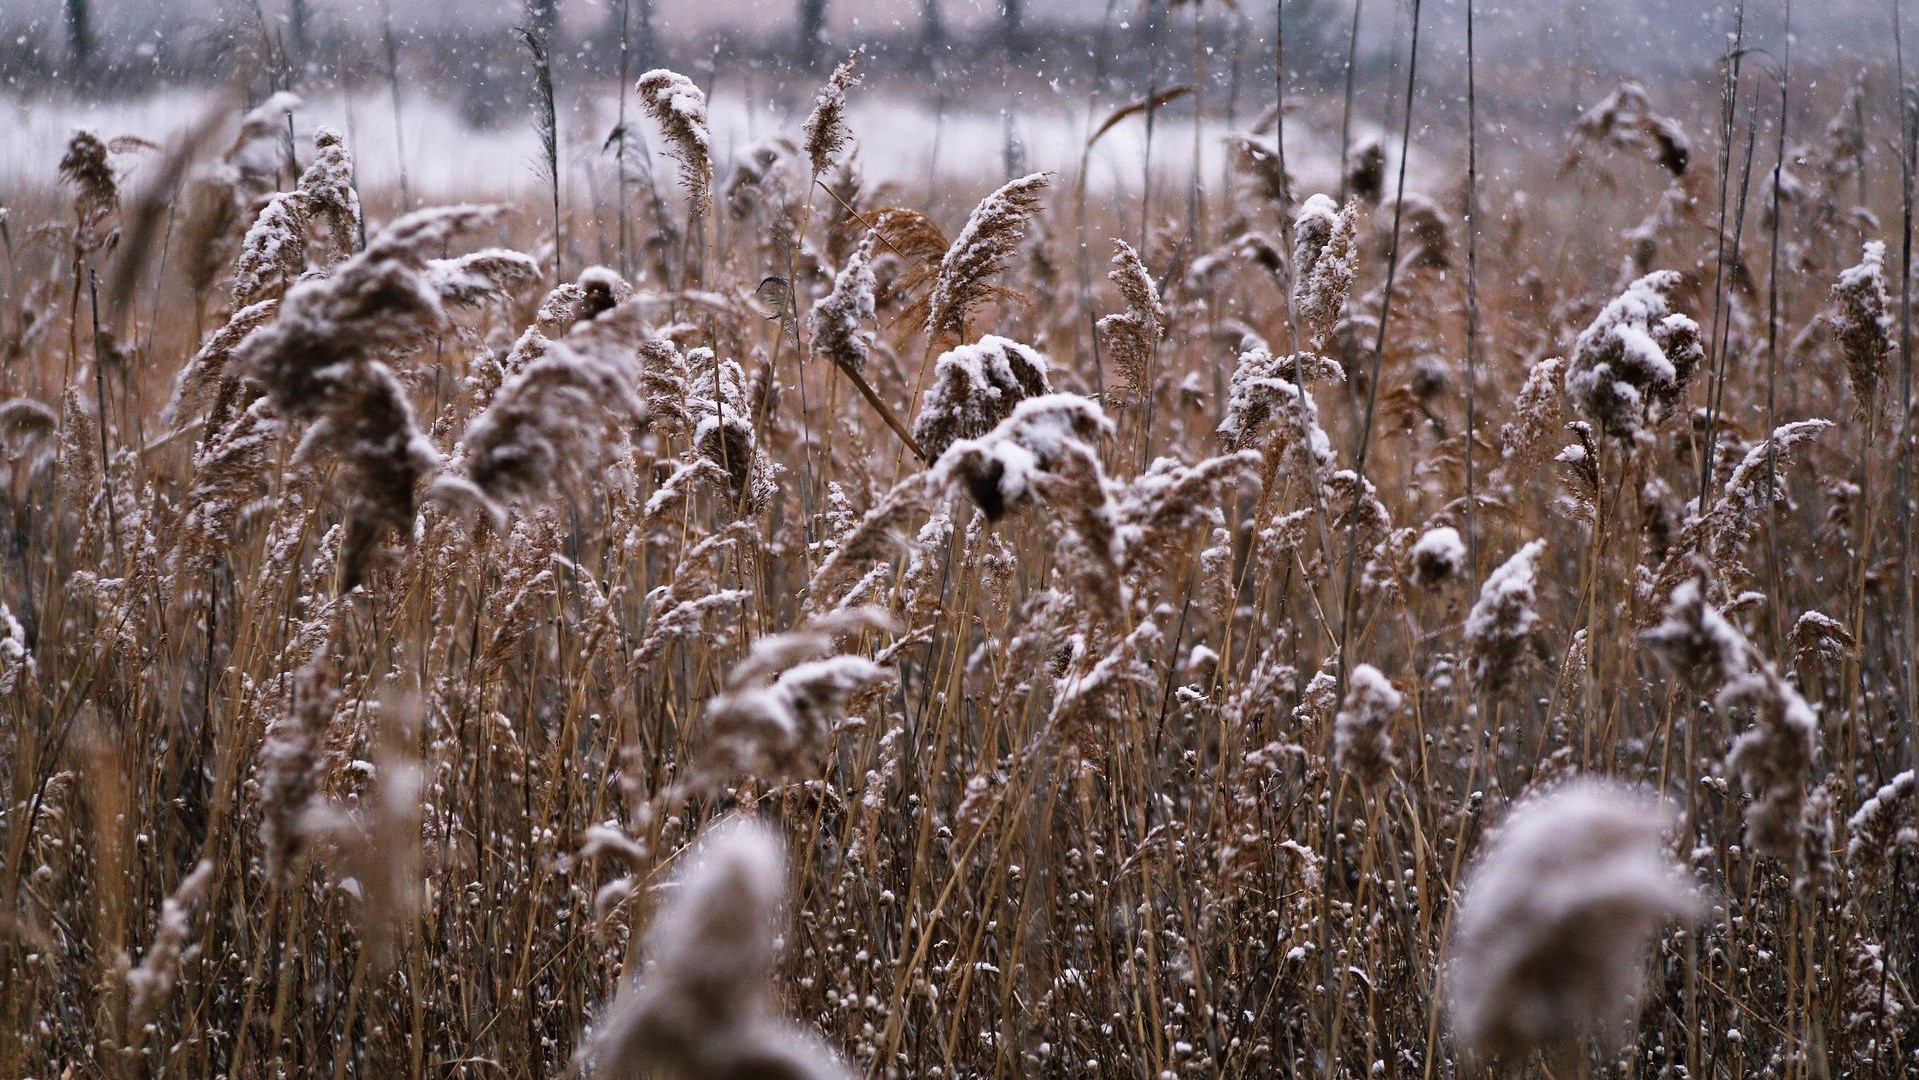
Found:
[637,69,714,220]
[590,817,851,1080]
[1565,270,1702,439]
[1465,539,1548,699]
[1446,780,1703,1063]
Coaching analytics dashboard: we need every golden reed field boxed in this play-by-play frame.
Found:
[3,2,1919,1077]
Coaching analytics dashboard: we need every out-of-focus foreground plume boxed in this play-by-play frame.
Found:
[589,818,852,1080]
[1446,781,1702,1063]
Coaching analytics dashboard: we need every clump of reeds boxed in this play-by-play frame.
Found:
[235,204,504,585]
[1446,780,1702,1062]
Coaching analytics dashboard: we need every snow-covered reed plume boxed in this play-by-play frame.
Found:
[256,645,339,881]
[229,187,309,310]
[1846,770,1916,879]
[1568,82,1691,178]
[1830,240,1893,414]
[810,237,876,376]
[1291,194,1358,347]
[935,392,1111,526]
[590,818,851,1080]
[637,69,713,220]
[802,48,863,177]
[300,127,361,265]
[1641,577,1751,687]
[0,602,36,696]
[1218,345,1341,479]
[1722,661,1820,865]
[59,129,119,249]
[1464,539,1547,698]
[700,609,894,785]
[1651,419,1832,603]
[1565,270,1703,438]
[1410,525,1465,589]
[1095,239,1166,404]
[1333,663,1400,790]
[925,172,1049,340]
[911,335,1052,460]
[1446,781,1701,1062]
[124,859,215,1037]
[455,269,650,512]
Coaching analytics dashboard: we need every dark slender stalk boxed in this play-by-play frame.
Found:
[1762,5,1790,651]
[1336,0,1364,204]
[1697,0,1748,507]
[1462,0,1481,587]
[1896,0,1917,760]
[380,0,410,210]
[1335,0,1419,703]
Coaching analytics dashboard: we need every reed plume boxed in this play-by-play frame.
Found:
[590,818,852,1080]
[1446,781,1701,1063]
[924,172,1049,341]
[637,69,713,220]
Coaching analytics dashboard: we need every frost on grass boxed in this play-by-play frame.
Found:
[590,818,852,1080]
[1446,780,1701,1063]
